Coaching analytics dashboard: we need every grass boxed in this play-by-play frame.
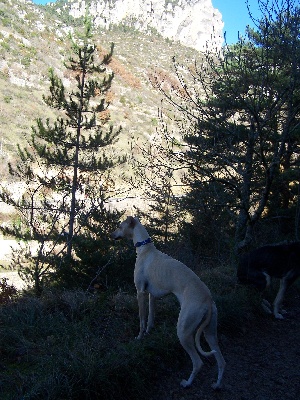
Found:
[0,288,182,400]
[0,259,274,400]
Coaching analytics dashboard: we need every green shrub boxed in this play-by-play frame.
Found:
[0,289,181,400]
[0,277,18,304]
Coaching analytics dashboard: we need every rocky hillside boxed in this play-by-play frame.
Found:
[55,0,224,52]
[0,0,223,184]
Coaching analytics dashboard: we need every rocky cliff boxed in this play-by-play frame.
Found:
[55,0,224,52]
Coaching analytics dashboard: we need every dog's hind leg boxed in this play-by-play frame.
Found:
[203,303,226,390]
[261,299,273,314]
[273,269,299,319]
[179,332,203,388]
[273,277,288,319]
[177,309,204,387]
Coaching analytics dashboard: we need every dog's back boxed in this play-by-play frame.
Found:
[237,242,300,290]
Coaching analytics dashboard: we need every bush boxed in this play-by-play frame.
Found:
[0,277,18,304]
[0,289,181,400]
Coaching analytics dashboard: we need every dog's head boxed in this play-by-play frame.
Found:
[110,216,138,240]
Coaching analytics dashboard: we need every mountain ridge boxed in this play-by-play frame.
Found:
[50,0,224,52]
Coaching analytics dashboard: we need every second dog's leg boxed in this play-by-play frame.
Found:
[146,293,155,333]
[273,278,287,319]
[136,291,147,339]
[261,299,272,314]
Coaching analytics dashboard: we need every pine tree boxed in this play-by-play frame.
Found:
[0,17,124,292]
[150,0,300,254]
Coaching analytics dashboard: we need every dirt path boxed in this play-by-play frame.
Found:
[150,289,300,400]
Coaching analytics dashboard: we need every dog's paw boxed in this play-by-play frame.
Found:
[135,330,150,340]
[211,382,222,390]
[135,334,143,340]
[274,312,284,320]
[180,379,190,388]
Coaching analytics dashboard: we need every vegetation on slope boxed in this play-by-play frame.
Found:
[0,1,299,398]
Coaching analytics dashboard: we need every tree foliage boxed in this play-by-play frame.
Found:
[151,0,300,254]
[130,116,184,246]
[0,16,125,292]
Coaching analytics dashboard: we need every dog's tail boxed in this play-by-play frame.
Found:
[195,305,216,357]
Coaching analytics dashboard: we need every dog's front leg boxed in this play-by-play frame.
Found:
[136,291,147,339]
[146,293,155,334]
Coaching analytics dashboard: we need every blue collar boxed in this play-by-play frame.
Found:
[135,237,152,247]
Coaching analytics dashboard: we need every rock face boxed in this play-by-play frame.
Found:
[62,0,224,52]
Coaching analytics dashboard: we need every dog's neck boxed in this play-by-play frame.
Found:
[135,237,152,247]
[133,221,153,251]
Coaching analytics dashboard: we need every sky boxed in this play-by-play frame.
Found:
[213,0,262,44]
[31,0,263,45]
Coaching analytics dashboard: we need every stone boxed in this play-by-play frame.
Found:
[64,0,224,52]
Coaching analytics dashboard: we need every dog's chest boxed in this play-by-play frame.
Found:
[134,255,170,297]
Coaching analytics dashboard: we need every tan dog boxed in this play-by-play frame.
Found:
[111,216,225,389]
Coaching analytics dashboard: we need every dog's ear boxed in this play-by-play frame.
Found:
[126,216,136,227]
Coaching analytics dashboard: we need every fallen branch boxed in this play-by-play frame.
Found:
[86,256,113,293]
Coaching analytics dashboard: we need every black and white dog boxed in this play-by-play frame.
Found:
[237,242,300,319]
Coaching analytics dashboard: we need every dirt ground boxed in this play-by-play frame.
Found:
[150,288,300,400]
